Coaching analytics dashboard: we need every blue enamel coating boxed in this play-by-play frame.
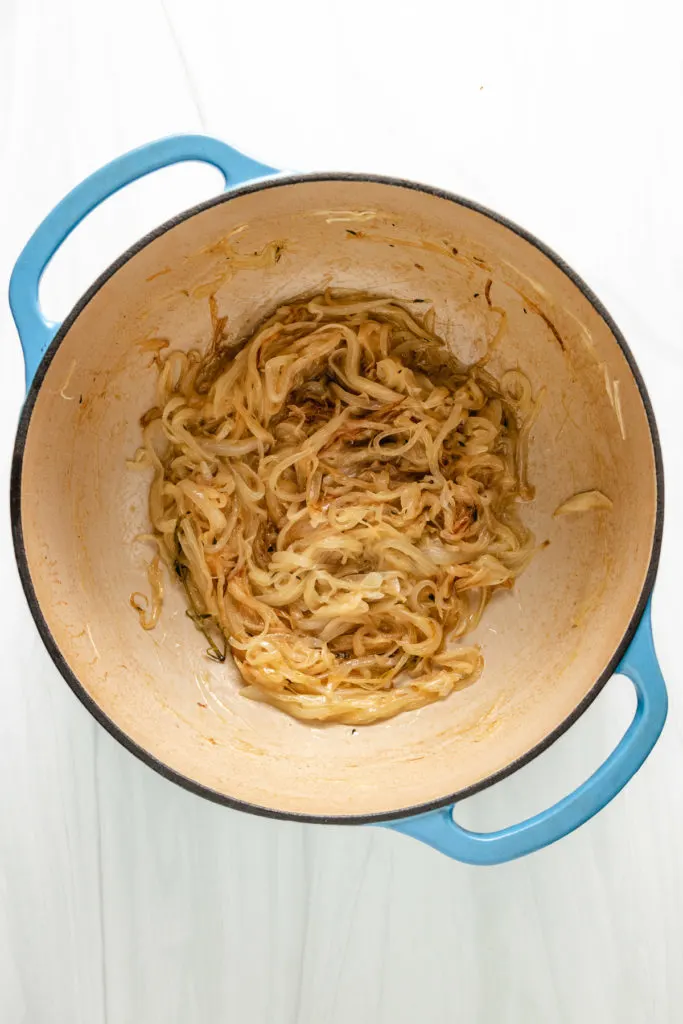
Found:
[10,137,666,864]
[9,134,277,389]
[385,599,667,864]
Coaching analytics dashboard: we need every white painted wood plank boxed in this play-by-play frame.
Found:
[1,1,682,1021]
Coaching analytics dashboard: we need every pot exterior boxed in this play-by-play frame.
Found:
[10,138,665,838]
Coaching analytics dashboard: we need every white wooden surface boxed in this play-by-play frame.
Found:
[1,1,682,1021]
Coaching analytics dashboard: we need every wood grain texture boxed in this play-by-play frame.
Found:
[1,0,682,1021]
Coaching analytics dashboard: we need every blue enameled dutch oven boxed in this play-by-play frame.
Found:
[9,136,666,863]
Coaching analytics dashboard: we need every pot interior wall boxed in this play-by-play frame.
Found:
[18,178,658,817]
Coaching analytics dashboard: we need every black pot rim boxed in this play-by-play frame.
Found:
[10,170,665,826]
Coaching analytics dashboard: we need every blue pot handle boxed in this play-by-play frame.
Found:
[9,134,278,389]
[386,598,667,864]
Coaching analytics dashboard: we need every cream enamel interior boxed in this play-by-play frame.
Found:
[18,178,658,818]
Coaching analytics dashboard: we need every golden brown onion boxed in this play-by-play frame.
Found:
[131,291,540,724]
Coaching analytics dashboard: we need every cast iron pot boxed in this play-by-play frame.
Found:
[9,135,667,864]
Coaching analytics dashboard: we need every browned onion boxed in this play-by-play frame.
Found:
[131,290,540,724]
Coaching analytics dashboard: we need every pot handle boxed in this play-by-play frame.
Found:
[9,134,278,389]
[385,598,667,864]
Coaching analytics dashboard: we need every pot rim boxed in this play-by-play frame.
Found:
[10,171,665,825]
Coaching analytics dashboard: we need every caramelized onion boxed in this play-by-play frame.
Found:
[131,290,540,724]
